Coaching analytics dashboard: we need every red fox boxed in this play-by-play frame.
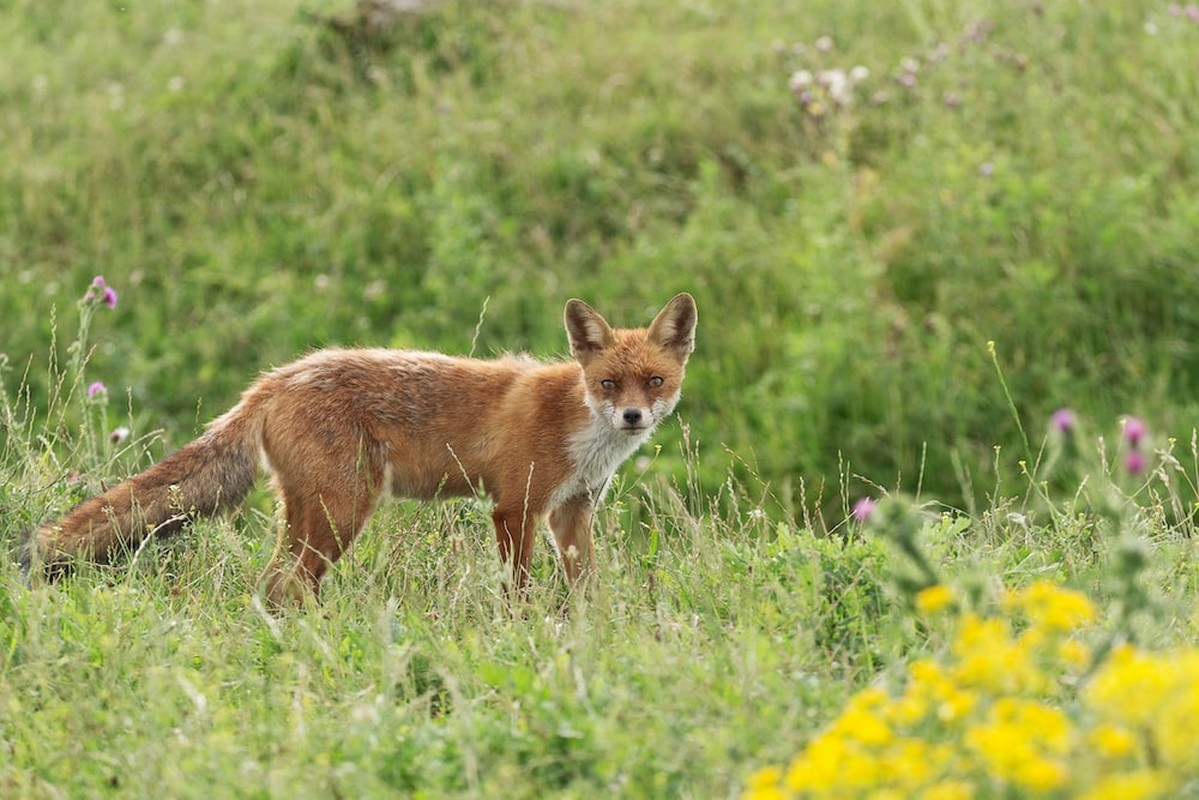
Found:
[28,294,697,606]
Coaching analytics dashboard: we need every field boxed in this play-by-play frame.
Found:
[3,0,1199,796]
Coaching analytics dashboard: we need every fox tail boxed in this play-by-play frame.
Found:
[23,397,264,576]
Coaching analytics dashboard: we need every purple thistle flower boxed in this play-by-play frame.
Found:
[92,275,107,288]
[1050,408,1076,434]
[87,381,107,399]
[102,285,118,308]
[1125,450,1148,475]
[851,497,877,523]
[1122,416,1147,449]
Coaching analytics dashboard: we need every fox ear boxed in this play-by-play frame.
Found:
[647,293,697,357]
[564,299,616,361]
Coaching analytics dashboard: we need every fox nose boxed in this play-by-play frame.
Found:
[622,408,644,425]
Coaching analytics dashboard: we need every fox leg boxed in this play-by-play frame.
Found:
[265,482,379,607]
[491,506,540,595]
[547,496,596,586]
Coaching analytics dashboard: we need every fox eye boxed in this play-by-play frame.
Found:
[647,376,664,388]
[600,379,617,390]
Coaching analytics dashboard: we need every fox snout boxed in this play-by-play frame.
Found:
[605,397,675,434]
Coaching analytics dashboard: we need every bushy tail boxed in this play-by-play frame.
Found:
[25,399,263,575]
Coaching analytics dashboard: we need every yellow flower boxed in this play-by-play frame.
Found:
[887,659,976,727]
[786,733,883,792]
[1077,770,1171,800]
[964,700,1070,791]
[915,584,956,615]
[921,780,975,800]
[828,686,894,747]
[1015,757,1068,792]
[1084,645,1169,730]
[952,614,1048,694]
[1057,638,1092,671]
[1087,723,1136,759]
[743,766,787,800]
[1003,580,1096,633]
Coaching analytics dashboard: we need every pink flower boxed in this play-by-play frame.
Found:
[1050,408,1076,434]
[1125,450,1147,475]
[84,275,118,308]
[851,497,877,523]
[1122,416,1147,449]
[87,381,107,399]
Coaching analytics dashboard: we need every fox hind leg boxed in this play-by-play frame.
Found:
[264,481,380,608]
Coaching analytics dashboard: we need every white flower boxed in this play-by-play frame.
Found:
[821,69,850,104]
[788,70,813,91]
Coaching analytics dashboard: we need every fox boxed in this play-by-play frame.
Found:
[26,293,698,606]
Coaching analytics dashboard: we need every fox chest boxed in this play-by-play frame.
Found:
[549,419,650,509]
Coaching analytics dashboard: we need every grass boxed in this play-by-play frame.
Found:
[4,0,1199,796]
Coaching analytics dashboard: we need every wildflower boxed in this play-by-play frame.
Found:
[915,584,955,615]
[788,70,812,91]
[1050,407,1076,434]
[1079,771,1171,800]
[979,162,994,177]
[1124,450,1147,475]
[1004,580,1096,632]
[852,497,877,523]
[1085,645,1167,730]
[743,766,786,800]
[815,35,834,52]
[849,65,869,82]
[1057,639,1092,670]
[923,782,974,800]
[1121,416,1147,448]
[84,275,118,308]
[87,381,107,399]
[1087,723,1136,759]
[820,69,850,105]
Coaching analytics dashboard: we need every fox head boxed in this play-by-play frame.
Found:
[564,293,697,436]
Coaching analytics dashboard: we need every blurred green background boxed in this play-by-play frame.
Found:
[4,0,1198,515]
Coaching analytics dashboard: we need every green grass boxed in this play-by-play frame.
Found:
[4,0,1199,796]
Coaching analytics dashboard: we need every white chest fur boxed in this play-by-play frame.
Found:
[549,413,653,509]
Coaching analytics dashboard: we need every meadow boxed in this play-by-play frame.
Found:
[3,0,1199,796]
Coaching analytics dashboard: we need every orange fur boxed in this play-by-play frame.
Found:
[30,294,697,606]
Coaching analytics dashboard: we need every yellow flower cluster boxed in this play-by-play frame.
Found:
[745,580,1195,799]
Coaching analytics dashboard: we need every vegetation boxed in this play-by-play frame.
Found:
[3,0,1199,796]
